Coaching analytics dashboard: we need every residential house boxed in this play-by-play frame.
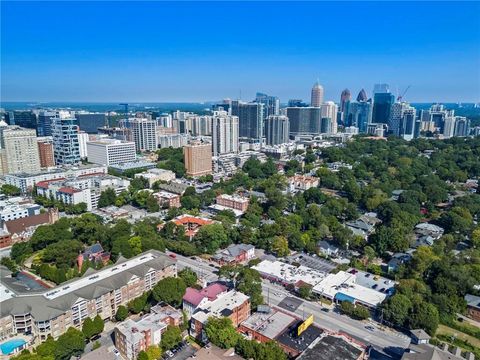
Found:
[182,283,228,319]
[213,244,255,265]
[465,294,480,322]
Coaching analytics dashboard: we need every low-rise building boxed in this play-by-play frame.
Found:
[135,168,176,188]
[298,333,367,360]
[465,294,480,322]
[171,214,215,238]
[190,290,250,342]
[182,283,228,319]
[0,250,176,341]
[3,208,59,244]
[215,194,249,213]
[252,260,326,288]
[115,305,183,360]
[317,241,340,257]
[109,161,156,174]
[288,175,319,192]
[213,244,255,265]
[36,173,130,211]
[153,191,181,209]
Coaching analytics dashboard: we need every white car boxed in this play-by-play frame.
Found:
[166,350,174,358]
[112,348,120,357]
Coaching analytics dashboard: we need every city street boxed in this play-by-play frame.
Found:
[171,252,411,352]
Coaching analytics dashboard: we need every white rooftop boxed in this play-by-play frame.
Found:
[252,260,326,287]
[192,290,249,324]
[312,271,387,308]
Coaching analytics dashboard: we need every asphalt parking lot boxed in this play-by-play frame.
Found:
[287,253,337,273]
[164,344,196,360]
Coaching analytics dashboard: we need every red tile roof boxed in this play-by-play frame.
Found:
[58,187,81,194]
[36,178,65,188]
[173,215,214,227]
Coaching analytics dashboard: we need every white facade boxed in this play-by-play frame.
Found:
[134,168,176,187]
[131,118,158,152]
[87,139,137,166]
[265,115,289,145]
[212,110,239,156]
[321,102,338,134]
[443,117,456,138]
[78,131,89,159]
[52,111,81,165]
[157,134,188,149]
[0,126,40,175]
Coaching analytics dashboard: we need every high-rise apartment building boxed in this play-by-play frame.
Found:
[87,139,137,166]
[389,102,416,136]
[52,111,81,165]
[131,118,158,152]
[321,102,338,134]
[0,126,40,175]
[454,116,470,137]
[399,106,417,141]
[184,142,212,176]
[373,91,395,124]
[254,92,280,119]
[311,81,324,107]
[75,112,107,133]
[212,111,239,156]
[13,110,37,131]
[37,139,55,168]
[37,111,56,136]
[78,131,89,159]
[185,115,212,136]
[286,107,322,135]
[231,101,264,140]
[443,117,456,138]
[265,115,290,145]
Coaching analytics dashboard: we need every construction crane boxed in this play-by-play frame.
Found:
[397,85,411,102]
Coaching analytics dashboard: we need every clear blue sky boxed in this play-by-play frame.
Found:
[1,1,479,103]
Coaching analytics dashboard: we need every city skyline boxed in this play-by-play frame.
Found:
[1,1,479,103]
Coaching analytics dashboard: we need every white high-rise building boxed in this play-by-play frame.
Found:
[265,115,289,145]
[321,102,338,134]
[0,126,40,175]
[131,118,157,152]
[52,111,81,165]
[311,81,324,107]
[443,117,456,138]
[78,131,89,159]
[212,111,239,156]
[87,138,137,166]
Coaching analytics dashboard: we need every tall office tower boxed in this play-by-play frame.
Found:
[454,116,470,137]
[389,102,409,136]
[78,131,89,159]
[52,111,81,165]
[345,100,373,133]
[399,106,417,141]
[373,91,395,124]
[429,104,450,132]
[13,110,37,131]
[287,99,307,107]
[231,101,264,140]
[357,89,368,102]
[265,115,289,145]
[37,139,55,168]
[75,112,107,133]
[321,102,338,134]
[311,81,324,107]
[87,139,137,166]
[131,118,158,152]
[254,92,280,119]
[373,83,390,94]
[340,89,351,113]
[184,142,212,176]
[0,126,40,175]
[443,117,456,138]
[212,111,239,156]
[37,111,56,136]
[286,107,322,135]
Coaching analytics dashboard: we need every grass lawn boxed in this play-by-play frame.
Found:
[437,324,480,348]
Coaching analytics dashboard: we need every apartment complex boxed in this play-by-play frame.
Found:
[134,168,176,188]
[37,139,55,168]
[0,251,176,341]
[115,305,182,360]
[216,194,249,213]
[51,111,81,165]
[212,110,239,156]
[183,142,212,176]
[190,290,251,342]
[0,126,41,175]
[4,164,107,193]
[131,118,158,152]
[87,138,137,166]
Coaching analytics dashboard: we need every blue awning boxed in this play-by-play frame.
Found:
[335,292,356,303]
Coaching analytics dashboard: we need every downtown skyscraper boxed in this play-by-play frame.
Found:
[231,101,264,141]
[311,81,324,107]
[51,111,81,165]
[265,115,289,145]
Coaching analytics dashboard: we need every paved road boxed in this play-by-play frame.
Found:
[170,251,410,351]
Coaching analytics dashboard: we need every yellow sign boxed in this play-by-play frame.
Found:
[297,314,314,336]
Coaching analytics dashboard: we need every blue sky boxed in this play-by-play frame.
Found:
[1,1,479,103]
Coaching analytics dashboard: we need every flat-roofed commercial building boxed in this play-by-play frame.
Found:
[87,138,137,166]
[0,250,176,341]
